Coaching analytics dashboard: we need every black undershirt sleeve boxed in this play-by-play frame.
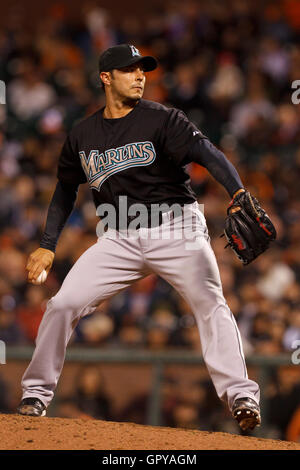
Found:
[40,181,79,253]
[185,138,244,198]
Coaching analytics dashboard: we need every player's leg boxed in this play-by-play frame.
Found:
[20,232,147,411]
[141,202,260,410]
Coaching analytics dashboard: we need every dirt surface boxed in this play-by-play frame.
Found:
[0,414,300,450]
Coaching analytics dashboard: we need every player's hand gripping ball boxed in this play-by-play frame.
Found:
[222,190,277,265]
[26,247,54,284]
[31,269,48,285]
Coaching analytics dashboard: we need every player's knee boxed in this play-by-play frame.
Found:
[188,290,226,318]
[47,293,81,316]
[47,292,97,319]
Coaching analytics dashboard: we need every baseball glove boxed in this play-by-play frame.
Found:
[222,190,277,265]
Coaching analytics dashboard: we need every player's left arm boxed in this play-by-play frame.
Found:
[186,138,276,264]
[162,108,246,202]
[185,138,245,199]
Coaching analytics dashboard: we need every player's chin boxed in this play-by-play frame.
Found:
[129,88,144,99]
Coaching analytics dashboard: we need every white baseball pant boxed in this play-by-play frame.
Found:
[21,201,260,409]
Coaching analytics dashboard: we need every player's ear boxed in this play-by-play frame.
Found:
[99,71,111,88]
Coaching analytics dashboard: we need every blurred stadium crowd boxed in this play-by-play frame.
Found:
[0,0,300,440]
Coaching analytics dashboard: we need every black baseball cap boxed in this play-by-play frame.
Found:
[99,44,158,73]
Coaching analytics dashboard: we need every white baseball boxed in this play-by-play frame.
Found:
[32,269,48,285]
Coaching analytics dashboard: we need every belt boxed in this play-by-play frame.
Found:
[113,211,164,230]
[106,203,188,231]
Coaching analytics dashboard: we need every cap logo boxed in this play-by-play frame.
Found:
[129,45,141,57]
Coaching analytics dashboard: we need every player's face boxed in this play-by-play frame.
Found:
[110,62,146,100]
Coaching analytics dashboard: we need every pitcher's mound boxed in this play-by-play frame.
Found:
[0,414,299,450]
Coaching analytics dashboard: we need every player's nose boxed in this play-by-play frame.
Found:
[135,67,145,81]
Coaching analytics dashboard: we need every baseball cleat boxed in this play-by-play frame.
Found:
[17,397,46,417]
[232,397,261,431]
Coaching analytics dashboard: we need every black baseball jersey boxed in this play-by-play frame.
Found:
[57,99,206,211]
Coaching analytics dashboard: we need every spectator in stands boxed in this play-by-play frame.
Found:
[73,365,113,420]
[17,285,47,343]
[267,366,300,439]
[0,309,25,344]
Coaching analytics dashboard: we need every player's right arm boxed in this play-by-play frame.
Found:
[27,181,79,283]
[27,132,86,284]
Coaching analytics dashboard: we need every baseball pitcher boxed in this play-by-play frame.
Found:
[18,44,276,431]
